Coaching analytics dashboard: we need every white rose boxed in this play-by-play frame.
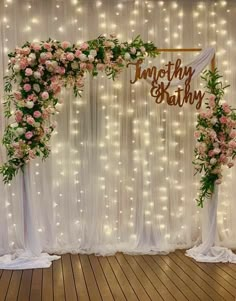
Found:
[211,117,217,125]
[40,52,47,59]
[33,84,41,93]
[34,71,41,79]
[109,42,115,49]
[55,103,62,111]
[29,53,36,60]
[11,123,18,128]
[13,64,20,72]
[89,49,97,57]
[71,61,79,69]
[78,53,87,61]
[88,55,94,62]
[34,122,40,128]
[210,158,217,165]
[124,52,131,60]
[25,101,34,109]
[16,127,25,135]
[51,61,58,68]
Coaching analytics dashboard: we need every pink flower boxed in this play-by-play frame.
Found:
[229,130,236,139]
[86,63,94,71]
[14,91,22,100]
[209,98,216,108]
[228,140,236,149]
[19,58,29,70]
[59,67,65,75]
[66,52,74,61]
[208,150,215,157]
[25,68,33,76]
[26,116,35,125]
[219,154,228,164]
[222,103,231,114]
[80,42,89,50]
[25,131,33,139]
[75,49,82,58]
[23,84,31,92]
[28,149,36,159]
[31,43,41,51]
[219,116,228,124]
[209,94,216,101]
[33,111,42,118]
[209,129,216,140]
[80,63,87,70]
[61,41,71,49]
[44,42,52,50]
[15,110,23,122]
[213,148,221,154]
[41,91,49,100]
[194,131,201,139]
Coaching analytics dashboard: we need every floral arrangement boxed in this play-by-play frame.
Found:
[193,69,236,207]
[0,35,158,183]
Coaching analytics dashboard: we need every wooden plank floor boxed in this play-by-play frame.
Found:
[1,250,236,300]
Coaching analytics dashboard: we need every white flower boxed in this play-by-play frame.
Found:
[90,49,97,57]
[140,46,146,53]
[40,52,47,59]
[29,53,36,60]
[55,103,62,111]
[51,61,58,68]
[11,123,18,128]
[16,127,26,135]
[78,53,87,61]
[88,55,95,62]
[34,71,41,79]
[34,122,40,128]
[71,61,79,69]
[210,158,217,165]
[33,84,41,93]
[25,101,34,109]
[13,64,20,72]
[210,117,217,125]
[124,52,131,60]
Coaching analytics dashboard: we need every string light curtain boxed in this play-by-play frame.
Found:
[0,0,236,255]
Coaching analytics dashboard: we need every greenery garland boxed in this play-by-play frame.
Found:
[194,69,236,207]
[0,35,158,183]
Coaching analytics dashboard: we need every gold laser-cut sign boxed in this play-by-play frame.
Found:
[128,48,215,110]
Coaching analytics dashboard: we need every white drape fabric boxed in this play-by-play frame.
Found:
[0,0,236,269]
[186,185,236,263]
[146,47,215,86]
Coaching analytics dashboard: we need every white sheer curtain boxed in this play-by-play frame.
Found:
[0,0,236,256]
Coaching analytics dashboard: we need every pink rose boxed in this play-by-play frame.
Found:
[61,41,71,49]
[25,68,33,76]
[31,43,41,51]
[208,150,215,157]
[229,130,236,139]
[28,149,36,159]
[86,63,94,71]
[209,94,216,101]
[209,98,216,108]
[19,58,29,70]
[228,140,236,149]
[41,91,49,100]
[25,131,33,139]
[44,42,52,50]
[33,111,42,118]
[75,49,82,58]
[80,63,87,70]
[222,103,231,114]
[66,52,74,61]
[26,116,35,125]
[194,131,201,139]
[59,67,65,75]
[23,84,31,92]
[220,154,228,164]
[209,130,216,140]
[80,42,89,50]
[213,148,221,154]
[14,91,22,100]
[15,110,23,122]
[219,116,228,124]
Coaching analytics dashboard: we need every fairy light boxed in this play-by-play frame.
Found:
[0,0,234,253]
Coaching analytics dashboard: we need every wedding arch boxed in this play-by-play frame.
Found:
[1,35,236,268]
